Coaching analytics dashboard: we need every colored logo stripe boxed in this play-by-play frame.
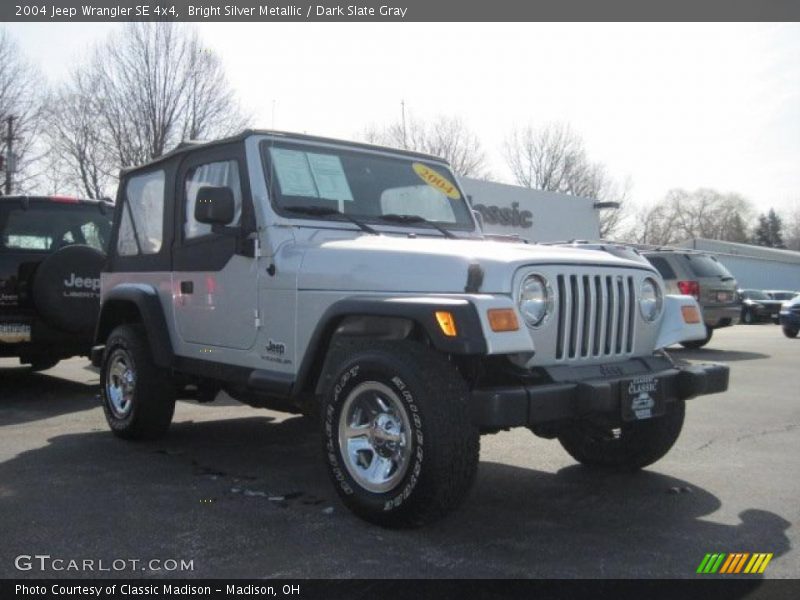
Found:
[697,553,773,574]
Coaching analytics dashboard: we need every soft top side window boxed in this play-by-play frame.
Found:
[184,160,243,240]
[117,170,165,256]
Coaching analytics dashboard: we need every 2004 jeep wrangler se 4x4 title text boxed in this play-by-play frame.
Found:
[91,130,729,527]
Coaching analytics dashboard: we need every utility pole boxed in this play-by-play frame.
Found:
[4,116,15,196]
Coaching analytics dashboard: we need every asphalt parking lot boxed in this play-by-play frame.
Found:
[1,324,797,579]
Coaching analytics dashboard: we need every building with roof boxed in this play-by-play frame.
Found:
[461,178,601,243]
[677,238,800,291]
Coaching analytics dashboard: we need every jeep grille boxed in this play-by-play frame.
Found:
[555,273,636,361]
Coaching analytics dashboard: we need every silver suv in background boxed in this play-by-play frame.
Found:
[642,250,738,348]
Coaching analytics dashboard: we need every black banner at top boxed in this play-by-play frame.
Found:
[3,0,800,22]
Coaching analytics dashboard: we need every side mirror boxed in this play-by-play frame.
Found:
[471,209,485,232]
[195,186,235,225]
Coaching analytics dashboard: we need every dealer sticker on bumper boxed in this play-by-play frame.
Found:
[623,375,664,421]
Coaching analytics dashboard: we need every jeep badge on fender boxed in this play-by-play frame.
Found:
[92,130,729,527]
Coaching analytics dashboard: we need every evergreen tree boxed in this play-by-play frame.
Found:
[753,213,772,246]
[753,209,786,248]
[767,209,785,248]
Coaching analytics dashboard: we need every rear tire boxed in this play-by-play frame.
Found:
[741,309,754,325]
[680,326,712,349]
[783,326,799,339]
[558,400,685,470]
[100,324,175,440]
[321,339,479,528]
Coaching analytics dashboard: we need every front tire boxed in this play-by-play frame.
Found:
[558,400,685,470]
[100,324,175,440]
[321,339,479,528]
[680,326,712,349]
[783,325,799,338]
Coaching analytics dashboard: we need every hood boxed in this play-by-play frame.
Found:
[297,235,654,294]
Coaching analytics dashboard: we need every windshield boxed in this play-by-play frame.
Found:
[741,290,769,300]
[0,201,112,253]
[261,140,475,230]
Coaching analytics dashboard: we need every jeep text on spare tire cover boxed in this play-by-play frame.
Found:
[93,130,729,527]
[0,196,112,367]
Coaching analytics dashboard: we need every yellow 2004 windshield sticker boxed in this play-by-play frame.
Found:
[412,163,461,200]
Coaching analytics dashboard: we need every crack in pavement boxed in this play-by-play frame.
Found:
[696,422,800,451]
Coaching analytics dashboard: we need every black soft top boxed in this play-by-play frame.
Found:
[0,195,113,208]
[120,129,451,176]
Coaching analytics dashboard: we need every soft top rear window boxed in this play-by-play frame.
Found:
[0,201,112,253]
[684,254,733,278]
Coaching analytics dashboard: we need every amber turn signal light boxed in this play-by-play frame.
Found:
[435,311,458,337]
[681,305,702,324]
[487,308,520,332]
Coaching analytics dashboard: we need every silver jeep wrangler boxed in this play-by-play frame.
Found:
[92,130,729,527]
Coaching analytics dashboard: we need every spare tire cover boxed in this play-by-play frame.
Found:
[32,245,106,336]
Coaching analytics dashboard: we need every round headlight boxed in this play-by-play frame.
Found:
[640,277,663,322]
[518,274,553,327]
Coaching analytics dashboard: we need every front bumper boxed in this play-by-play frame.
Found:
[470,356,729,428]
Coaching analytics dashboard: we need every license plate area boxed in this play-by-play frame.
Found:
[716,291,733,303]
[0,323,31,343]
[622,375,665,421]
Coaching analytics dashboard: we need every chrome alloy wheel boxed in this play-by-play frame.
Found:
[338,381,413,494]
[106,350,136,419]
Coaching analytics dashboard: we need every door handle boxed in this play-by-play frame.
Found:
[180,281,194,294]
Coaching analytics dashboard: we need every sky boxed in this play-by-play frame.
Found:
[6,22,800,214]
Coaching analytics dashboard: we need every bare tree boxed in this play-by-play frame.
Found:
[503,123,589,192]
[95,23,248,168]
[46,23,250,198]
[782,204,800,251]
[361,114,489,178]
[624,188,754,245]
[504,122,630,238]
[0,28,45,194]
[44,69,114,199]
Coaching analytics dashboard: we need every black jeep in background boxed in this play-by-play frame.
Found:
[0,196,112,370]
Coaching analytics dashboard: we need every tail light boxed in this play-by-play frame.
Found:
[678,280,700,300]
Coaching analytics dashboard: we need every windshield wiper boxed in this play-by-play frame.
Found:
[378,214,458,239]
[284,206,379,235]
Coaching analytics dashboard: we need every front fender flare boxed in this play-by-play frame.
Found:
[94,283,173,368]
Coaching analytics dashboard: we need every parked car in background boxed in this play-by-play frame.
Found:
[779,295,800,338]
[642,249,738,348]
[0,195,113,370]
[765,290,799,302]
[739,289,785,324]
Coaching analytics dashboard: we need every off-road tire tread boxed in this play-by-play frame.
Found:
[322,338,479,528]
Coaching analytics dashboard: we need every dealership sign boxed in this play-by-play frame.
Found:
[471,202,533,229]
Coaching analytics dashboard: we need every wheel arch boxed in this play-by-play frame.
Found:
[94,284,174,368]
[293,296,487,397]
